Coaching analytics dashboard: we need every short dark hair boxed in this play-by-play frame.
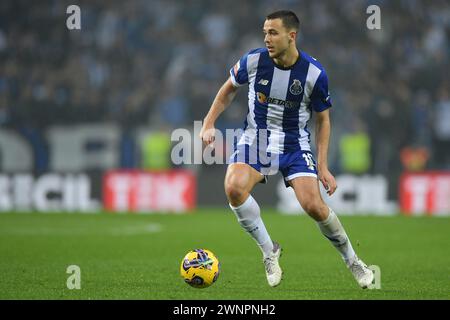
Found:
[266,10,300,31]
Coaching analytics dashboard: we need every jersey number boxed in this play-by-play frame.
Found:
[302,153,315,170]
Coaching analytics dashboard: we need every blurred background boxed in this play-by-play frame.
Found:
[0,0,449,215]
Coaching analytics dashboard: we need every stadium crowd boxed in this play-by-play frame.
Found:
[0,0,449,176]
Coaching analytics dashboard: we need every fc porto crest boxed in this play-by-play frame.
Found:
[289,79,303,95]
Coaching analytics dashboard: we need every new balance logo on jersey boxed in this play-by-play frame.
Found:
[258,79,269,86]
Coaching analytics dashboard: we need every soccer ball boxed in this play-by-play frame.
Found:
[180,249,220,288]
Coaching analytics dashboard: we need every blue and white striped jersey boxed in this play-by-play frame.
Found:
[229,48,332,154]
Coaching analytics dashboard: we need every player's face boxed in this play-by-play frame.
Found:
[263,19,295,58]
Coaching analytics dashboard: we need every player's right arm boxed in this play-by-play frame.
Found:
[200,77,238,145]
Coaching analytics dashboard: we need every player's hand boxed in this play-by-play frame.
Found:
[199,123,216,146]
[318,168,337,196]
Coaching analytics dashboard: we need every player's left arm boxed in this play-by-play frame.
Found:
[315,109,337,195]
[311,69,336,196]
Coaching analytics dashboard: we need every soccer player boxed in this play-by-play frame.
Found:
[200,10,374,288]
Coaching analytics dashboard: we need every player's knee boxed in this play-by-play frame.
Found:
[302,200,328,221]
[224,177,248,205]
[301,201,315,215]
[225,183,246,204]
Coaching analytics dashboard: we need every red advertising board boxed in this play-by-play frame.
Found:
[399,172,450,216]
[103,170,196,213]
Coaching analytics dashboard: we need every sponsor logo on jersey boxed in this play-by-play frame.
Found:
[257,92,300,108]
[257,92,267,104]
[258,79,269,86]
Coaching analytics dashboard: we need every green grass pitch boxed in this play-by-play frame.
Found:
[0,209,449,300]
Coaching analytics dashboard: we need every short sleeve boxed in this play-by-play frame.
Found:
[310,70,332,112]
[229,53,249,87]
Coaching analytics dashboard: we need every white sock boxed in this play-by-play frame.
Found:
[317,207,356,265]
[229,195,274,258]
